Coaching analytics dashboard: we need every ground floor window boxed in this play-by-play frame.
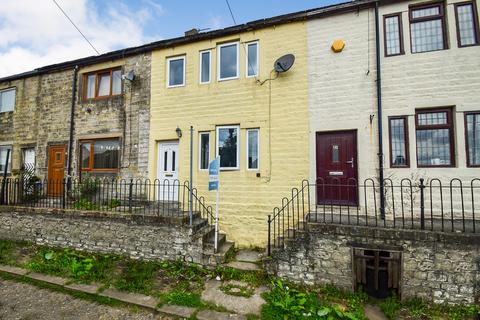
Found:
[465,112,480,167]
[22,148,36,171]
[216,125,239,170]
[247,129,259,170]
[199,132,210,170]
[80,139,120,172]
[415,108,454,167]
[0,145,12,173]
[389,117,409,167]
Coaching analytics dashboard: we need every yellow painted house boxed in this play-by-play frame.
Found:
[149,21,309,246]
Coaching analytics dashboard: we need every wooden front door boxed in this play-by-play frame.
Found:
[316,131,358,205]
[47,145,65,196]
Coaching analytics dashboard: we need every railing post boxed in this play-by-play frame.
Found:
[62,178,66,209]
[128,179,133,213]
[419,178,425,230]
[1,148,10,205]
[267,215,271,256]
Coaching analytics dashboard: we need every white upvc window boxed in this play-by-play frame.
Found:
[0,145,12,174]
[246,41,259,77]
[167,56,186,88]
[199,132,210,170]
[199,50,211,84]
[217,42,239,81]
[0,88,16,113]
[246,129,260,170]
[216,125,240,170]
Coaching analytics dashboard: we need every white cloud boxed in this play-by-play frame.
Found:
[207,15,224,30]
[0,0,160,78]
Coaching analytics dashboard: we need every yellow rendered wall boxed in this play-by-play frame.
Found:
[149,22,308,247]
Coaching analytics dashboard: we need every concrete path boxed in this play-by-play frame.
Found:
[0,279,170,320]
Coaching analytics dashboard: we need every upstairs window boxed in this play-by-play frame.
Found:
[465,112,480,167]
[218,42,239,81]
[415,108,454,167]
[80,139,120,172]
[167,56,186,87]
[199,50,211,84]
[216,125,239,170]
[389,117,409,167]
[409,2,447,53]
[246,41,259,77]
[0,88,16,113]
[455,2,479,47]
[384,13,404,56]
[0,146,12,174]
[84,68,122,100]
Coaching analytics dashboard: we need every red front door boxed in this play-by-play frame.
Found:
[316,131,358,205]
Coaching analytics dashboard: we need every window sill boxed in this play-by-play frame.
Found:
[411,48,448,54]
[218,76,239,82]
[167,84,185,88]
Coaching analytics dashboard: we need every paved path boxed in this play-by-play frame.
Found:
[0,279,172,320]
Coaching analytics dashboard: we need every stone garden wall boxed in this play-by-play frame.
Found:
[266,223,480,305]
[0,206,209,265]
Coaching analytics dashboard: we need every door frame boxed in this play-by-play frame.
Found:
[315,129,359,206]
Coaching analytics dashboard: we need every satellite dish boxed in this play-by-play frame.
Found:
[274,54,295,73]
[123,70,135,82]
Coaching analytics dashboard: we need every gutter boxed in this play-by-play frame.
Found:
[374,1,386,218]
[67,66,79,179]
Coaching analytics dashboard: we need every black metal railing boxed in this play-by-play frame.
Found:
[0,178,215,225]
[267,178,480,255]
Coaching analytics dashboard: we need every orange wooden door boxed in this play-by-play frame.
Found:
[47,145,65,196]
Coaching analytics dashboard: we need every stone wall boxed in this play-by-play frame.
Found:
[0,206,210,265]
[266,223,480,305]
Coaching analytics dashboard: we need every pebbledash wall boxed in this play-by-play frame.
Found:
[0,206,212,265]
[266,223,480,305]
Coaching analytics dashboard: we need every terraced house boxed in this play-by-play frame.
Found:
[0,0,479,305]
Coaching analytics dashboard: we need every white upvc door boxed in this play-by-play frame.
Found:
[157,141,179,201]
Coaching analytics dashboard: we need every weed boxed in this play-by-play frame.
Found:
[220,283,255,298]
[378,296,401,320]
[73,198,99,210]
[161,290,203,308]
[114,260,159,294]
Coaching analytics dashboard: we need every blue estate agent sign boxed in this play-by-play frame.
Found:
[209,157,220,191]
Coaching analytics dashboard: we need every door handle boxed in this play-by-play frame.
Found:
[346,158,354,168]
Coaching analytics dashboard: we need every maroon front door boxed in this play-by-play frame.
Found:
[316,131,358,205]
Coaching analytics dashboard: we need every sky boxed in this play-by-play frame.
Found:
[0,0,345,78]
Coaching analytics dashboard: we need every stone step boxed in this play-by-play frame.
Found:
[197,310,246,320]
[225,260,261,271]
[205,232,226,249]
[205,241,235,265]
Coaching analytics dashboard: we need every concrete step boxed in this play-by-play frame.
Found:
[205,241,235,266]
[205,232,226,249]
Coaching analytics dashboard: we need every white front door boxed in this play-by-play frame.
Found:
[157,141,179,201]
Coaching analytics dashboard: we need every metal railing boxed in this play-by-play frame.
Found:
[0,178,215,225]
[267,178,480,255]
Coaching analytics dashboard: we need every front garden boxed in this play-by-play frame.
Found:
[0,239,478,319]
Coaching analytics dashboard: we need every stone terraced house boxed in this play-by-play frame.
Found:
[0,0,479,305]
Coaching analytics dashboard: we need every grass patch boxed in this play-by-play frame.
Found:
[161,290,203,308]
[220,282,255,298]
[114,260,159,294]
[378,296,402,320]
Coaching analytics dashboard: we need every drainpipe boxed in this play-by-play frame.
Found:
[67,65,79,180]
[374,1,385,219]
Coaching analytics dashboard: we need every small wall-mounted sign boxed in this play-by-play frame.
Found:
[331,40,346,53]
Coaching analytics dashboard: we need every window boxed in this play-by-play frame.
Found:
[0,146,12,174]
[216,126,239,170]
[167,56,186,87]
[465,112,480,167]
[218,42,239,81]
[79,139,120,172]
[455,2,479,47]
[389,116,410,167]
[22,148,36,170]
[0,88,16,113]
[199,50,211,84]
[83,68,122,100]
[415,108,454,167]
[384,14,404,56]
[247,129,259,170]
[246,41,259,77]
[409,2,447,53]
[199,132,210,170]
